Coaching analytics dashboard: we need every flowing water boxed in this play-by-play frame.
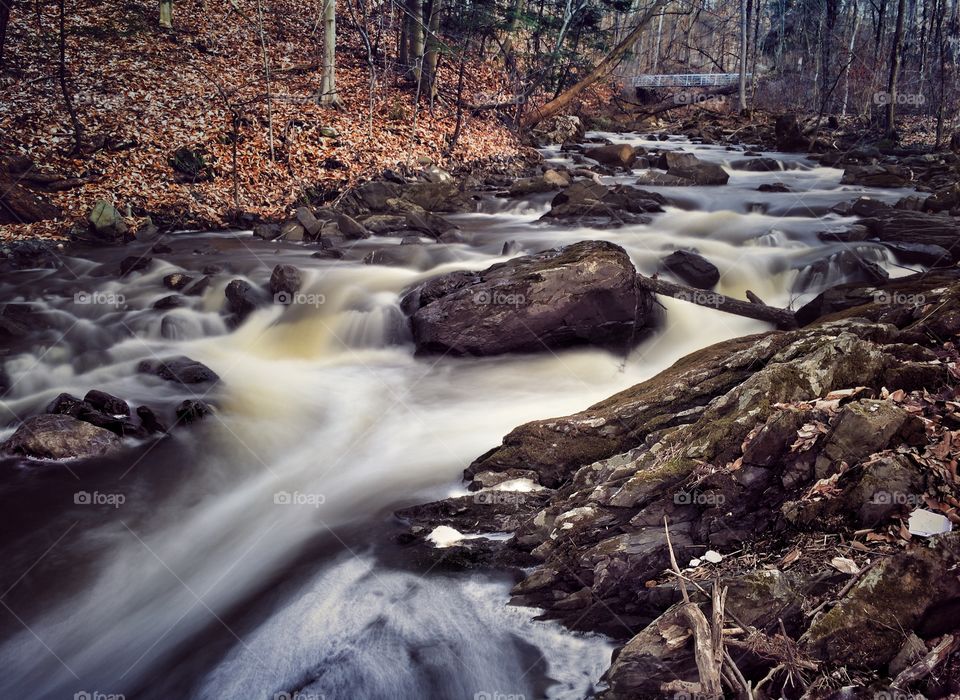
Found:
[0,134,924,700]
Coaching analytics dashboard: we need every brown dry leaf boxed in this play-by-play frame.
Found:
[829,557,860,575]
[780,548,802,568]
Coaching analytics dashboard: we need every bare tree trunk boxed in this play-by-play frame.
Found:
[738,0,747,111]
[320,0,343,108]
[885,0,907,133]
[57,0,83,154]
[423,0,442,107]
[253,0,275,160]
[159,0,173,29]
[522,0,668,127]
[408,0,424,82]
[842,0,861,115]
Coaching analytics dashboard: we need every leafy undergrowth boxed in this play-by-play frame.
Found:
[0,0,524,239]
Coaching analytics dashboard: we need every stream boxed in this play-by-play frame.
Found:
[0,133,924,700]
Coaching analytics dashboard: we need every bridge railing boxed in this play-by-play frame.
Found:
[631,73,750,88]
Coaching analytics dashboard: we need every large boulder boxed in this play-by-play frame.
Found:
[402,240,656,356]
[803,535,960,668]
[585,144,639,170]
[542,181,665,226]
[1,414,120,460]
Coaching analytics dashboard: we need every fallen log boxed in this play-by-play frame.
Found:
[639,274,797,329]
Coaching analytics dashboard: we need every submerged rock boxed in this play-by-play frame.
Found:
[402,240,656,356]
[660,250,720,289]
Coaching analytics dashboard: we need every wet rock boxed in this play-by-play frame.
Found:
[138,356,220,384]
[279,221,305,242]
[1,413,120,460]
[402,240,655,357]
[269,264,301,299]
[758,182,791,193]
[224,279,260,321]
[730,157,784,171]
[84,389,129,417]
[311,249,344,260]
[359,214,409,235]
[163,272,194,291]
[335,213,371,240]
[88,200,128,240]
[153,294,187,310]
[841,164,912,187]
[46,392,89,417]
[119,255,152,276]
[294,207,323,238]
[635,171,698,186]
[421,165,452,184]
[252,223,282,240]
[182,275,212,297]
[880,241,952,267]
[175,399,213,424]
[803,535,960,668]
[585,144,638,170]
[136,405,168,434]
[542,181,665,225]
[402,181,472,213]
[508,176,558,197]
[660,250,720,289]
[665,154,729,185]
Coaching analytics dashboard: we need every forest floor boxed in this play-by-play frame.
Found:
[0,0,538,240]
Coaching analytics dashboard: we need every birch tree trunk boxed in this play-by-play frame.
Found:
[423,0,442,106]
[320,0,343,107]
[738,0,747,110]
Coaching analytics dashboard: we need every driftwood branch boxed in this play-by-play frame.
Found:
[893,634,959,688]
[639,274,798,330]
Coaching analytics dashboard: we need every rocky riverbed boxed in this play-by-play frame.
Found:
[2,121,959,699]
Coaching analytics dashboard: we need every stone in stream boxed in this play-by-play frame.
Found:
[335,213,371,240]
[1,413,120,460]
[153,294,187,310]
[253,223,283,240]
[840,163,912,187]
[224,279,261,321]
[119,255,152,276]
[175,399,213,425]
[279,221,305,242]
[584,144,639,170]
[269,264,302,299]
[729,156,784,171]
[83,389,129,417]
[136,405,168,434]
[659,250,720,289]
[138,356,220,385]
[541,181,665,225]
[163,272,194,291]
[401,240,656,357]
